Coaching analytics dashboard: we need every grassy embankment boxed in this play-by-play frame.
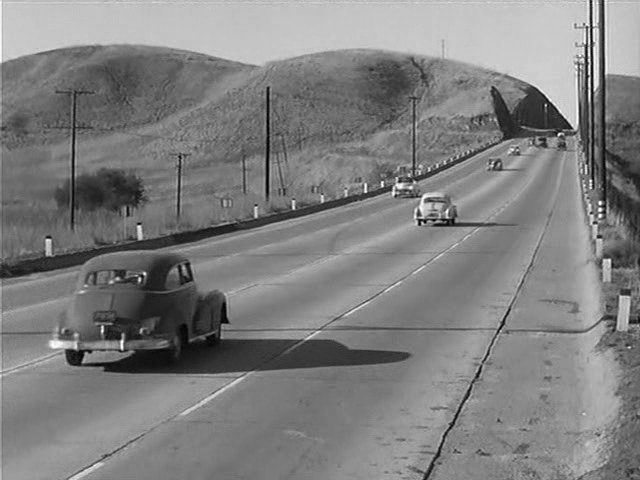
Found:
[586,74,640,480]
[1,46,561,260]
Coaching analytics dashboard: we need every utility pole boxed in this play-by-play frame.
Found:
[241,148,247,195]
[544,102,549,130]
[171,152,190,223]
[598,0,607,217]
[575,58,584,142]
[409,96,419,177]
[588,0,596,195]
[575,21,595,188]
[55,89,94,230]
[265,86,271,202]
[441,39,445,59]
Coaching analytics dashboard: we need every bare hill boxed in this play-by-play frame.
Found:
[1,46,573,204]
[1,44,573,259]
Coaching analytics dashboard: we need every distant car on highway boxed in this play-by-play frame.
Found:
[392,176,421,198]
[507,146,520,156]
[536,136,547,148]
[414,192,458,226]
[486,158,503,171]
[557,137,567,149]
[49,251,229,366]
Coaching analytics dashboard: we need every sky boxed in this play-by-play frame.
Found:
[2,0,639,126]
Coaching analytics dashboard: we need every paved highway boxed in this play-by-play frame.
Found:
[2,141,593,480]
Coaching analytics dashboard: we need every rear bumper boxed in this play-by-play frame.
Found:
[49,337,171,352]
[415,212,452,220]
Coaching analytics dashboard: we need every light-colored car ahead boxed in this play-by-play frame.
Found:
[508,145,520,155]
[486,158,503,171]
[49,251,229,366]
[414,192,458,226]
[392,176,421,198]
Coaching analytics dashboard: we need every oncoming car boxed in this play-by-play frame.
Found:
[507,145,520,156]
[392,176,421,198]
[486,158,503,171]
[49,251,229,366]
[414,192,458,226]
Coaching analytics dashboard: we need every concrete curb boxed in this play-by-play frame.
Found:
[1,140,502,278]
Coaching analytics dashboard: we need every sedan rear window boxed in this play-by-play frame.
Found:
[85,270,146,287]
[423,197,446,203]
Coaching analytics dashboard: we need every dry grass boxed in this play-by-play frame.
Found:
[2,45,551,260]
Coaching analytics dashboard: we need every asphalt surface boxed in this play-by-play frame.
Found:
[1,141,590,480]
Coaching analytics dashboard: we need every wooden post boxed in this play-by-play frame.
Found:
[602,258,612,283]
[44,236,53,257]
[616,288,631,332]
[595,234,603,258]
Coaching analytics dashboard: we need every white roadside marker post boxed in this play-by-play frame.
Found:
[343,187,348,198]
[44,236,53,257]
[363,183,368,194]
[602,258,612,283]
[616,288,632,332]
[597,200,606,222]
[136,222,144,241]
[595,235,603,259]
[380,180,385,189]
[253,203,259,219]
[591,221,598,240]
[320,193,325,204]
[291,198,296,211]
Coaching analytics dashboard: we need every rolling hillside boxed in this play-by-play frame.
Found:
[1,45,570,258]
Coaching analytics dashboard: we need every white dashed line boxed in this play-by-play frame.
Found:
[67,461,105,480]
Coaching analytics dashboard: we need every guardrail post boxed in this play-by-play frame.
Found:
[343,187,348,198]
[253,203,259,219]
[602,258,612,283]
[595,234,603,259]
[44,235,53,257]
[616,288,631,332]
[320,193,325,204]
[136,222,144,241]
[291,198,297,211]
[363,183,368,194]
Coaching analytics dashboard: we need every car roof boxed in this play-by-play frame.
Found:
[422,192,448,198]
[78,251,189,290]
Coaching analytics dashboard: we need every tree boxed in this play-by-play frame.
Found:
[54,168,147,212]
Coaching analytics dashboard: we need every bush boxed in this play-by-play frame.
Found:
[54,168,147,212]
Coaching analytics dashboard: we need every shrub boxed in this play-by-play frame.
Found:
[54,168,147,212]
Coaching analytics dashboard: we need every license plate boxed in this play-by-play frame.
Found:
[93,311,116,324]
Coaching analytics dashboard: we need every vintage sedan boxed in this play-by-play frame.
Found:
[507,145,520,156]
[486,158,503,171]
[49,251,229,366]
[414,192,458,226]
[392,176,421,198]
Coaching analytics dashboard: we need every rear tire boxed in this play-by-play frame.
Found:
[65,350,84,366]
[450,218,456,225]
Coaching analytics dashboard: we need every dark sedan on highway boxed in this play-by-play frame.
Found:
[49,251,228,366]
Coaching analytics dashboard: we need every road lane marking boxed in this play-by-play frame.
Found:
[68,462,105,480]
[0,351,62,377]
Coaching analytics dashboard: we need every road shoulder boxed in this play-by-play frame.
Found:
[430,153,621,479]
